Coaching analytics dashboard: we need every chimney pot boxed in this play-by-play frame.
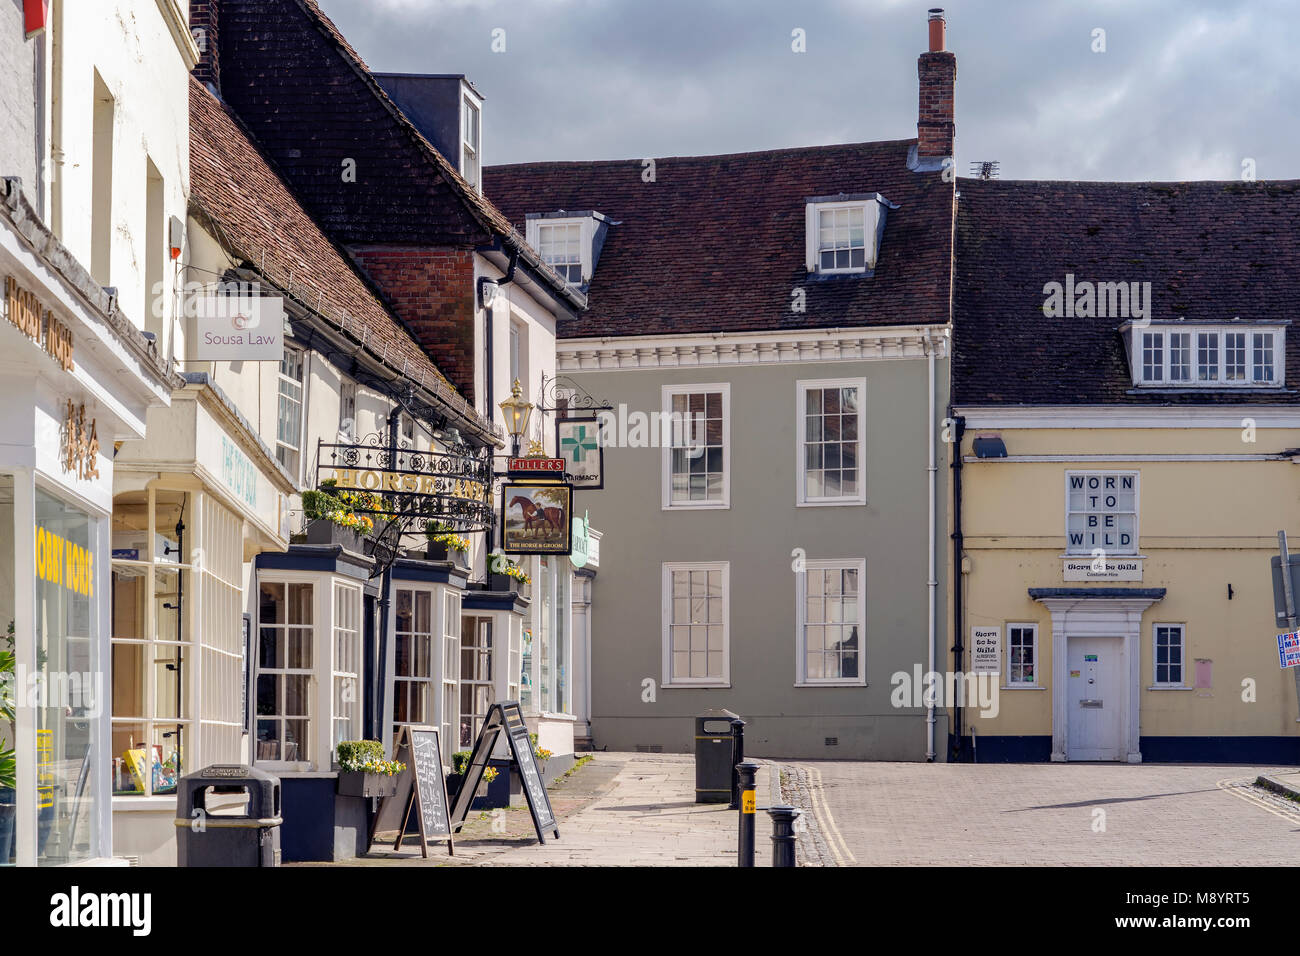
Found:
[928,8,946,52]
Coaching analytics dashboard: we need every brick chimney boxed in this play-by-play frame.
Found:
[917,8,955,158]
[190,0,220,93]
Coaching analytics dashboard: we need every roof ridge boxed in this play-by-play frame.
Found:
[487,138,919,171]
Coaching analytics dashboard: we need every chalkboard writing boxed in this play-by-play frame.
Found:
[450,701,559,844]
[410,728,451,839]
[370,725,453,858]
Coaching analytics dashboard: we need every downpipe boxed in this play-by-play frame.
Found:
[925,341,937,762]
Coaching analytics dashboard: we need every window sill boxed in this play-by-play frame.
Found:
[794,681,868,688]
[796,498,867,508]
[1001,684,1047,690]
[663,502,730,512]
[538,712,577,722]
[662,682,731,689]
[1147,685,1194,691]
[112,795,177,811]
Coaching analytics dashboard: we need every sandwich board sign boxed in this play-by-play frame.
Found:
[371,725,453,858]
[450,701,559,844]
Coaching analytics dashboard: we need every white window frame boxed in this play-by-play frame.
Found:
[527,216,592,286]
[1065,471,1139,556]
[393,584,438,737]
[661,382,730,510]
[804,199,880,276]
[339,380,357,441]
[1152,623,1186,688]
[331,581,362,754]
[794,558,867,687]
[796,377,866,507]
[276,344,306,477]
[461,91,481,190]
[254,576,316,771]
[661,561,730,688]
[1132,326,1285,388]
[1005,623,1039,688]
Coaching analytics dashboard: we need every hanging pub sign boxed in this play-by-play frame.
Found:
[556,417,604,490]
[450,701,558,844]
[315,438,494,533]
[502,483,572,555]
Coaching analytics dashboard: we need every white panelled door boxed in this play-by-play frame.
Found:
[1065,636,1124,761]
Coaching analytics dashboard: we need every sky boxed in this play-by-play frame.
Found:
[316,0,1300,182]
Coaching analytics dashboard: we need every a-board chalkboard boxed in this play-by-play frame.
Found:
[371,724,453,858]
[450,701,559,844]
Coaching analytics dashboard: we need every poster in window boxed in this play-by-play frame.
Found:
[502,483,572,555]
[556,417,604,490]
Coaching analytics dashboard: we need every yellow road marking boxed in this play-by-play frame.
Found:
[1216,777,1300,824]
[806,765,857,866]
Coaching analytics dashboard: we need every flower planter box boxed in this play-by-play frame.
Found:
[487,572,521,594]
[336,771,399,798]
[426,542,470,568]
[445,761,511,810]
[305,519,365,554]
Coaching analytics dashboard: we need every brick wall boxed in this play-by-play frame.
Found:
[190,0,219,91]
[917,51,956,158]
[350,245,477,399]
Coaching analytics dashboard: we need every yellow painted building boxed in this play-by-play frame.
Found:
[948,178,1300,764]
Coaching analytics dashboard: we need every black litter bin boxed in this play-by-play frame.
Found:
[695,708,740,803]
[175,764,282,867]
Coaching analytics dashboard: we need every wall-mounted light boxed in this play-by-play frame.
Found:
[478,277,499,309]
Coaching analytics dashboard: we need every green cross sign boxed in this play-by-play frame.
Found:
[561,424,598,463]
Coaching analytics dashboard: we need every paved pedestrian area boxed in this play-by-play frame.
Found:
[343,752,775,867]
[785,761,1300,866]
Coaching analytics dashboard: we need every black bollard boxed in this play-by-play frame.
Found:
[728,717,747,809]
[767,805,802,867]
[735,760,760,867]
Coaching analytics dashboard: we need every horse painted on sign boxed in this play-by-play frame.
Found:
[509,496,548,537]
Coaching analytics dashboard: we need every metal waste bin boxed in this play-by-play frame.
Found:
[175,764,282,867]
[695,708,740,803]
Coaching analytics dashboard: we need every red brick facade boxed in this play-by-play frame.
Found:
[917,51,956,158]
[350,246,477,399]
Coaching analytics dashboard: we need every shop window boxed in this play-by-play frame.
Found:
[662,562,729,686]
[795,560,864,685]
[662,384,729,508]
[256,581,313,764]
[1066,472,1138,555]
[110,489,192,797]
[34,487,99,864]
[1007,624,1037,686]
[519,622,533,711]
[394,588,434,730]
[332,583,362,752]
[797,379,865,505]
[460,616,494,748]
[538,560,552,711]
[555,567,570,715]
[1154,624,1185,686]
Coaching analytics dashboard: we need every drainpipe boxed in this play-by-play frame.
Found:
[49,0,64,235]
[481,249,518,584]
[948,410,967,761]
[926,341,937,761]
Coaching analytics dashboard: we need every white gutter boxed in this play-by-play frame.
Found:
[926,341,938,761]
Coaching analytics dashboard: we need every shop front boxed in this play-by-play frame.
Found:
[110,376,293,866]
[1,187,176,865]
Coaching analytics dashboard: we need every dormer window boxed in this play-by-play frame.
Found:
[536,221,583,285]
[526,211,612,288]
[1125,322,1286,388]
[804,194,893,276]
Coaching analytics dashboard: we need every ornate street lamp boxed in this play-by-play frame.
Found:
[498,378,534,458]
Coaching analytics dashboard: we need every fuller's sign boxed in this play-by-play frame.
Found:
[507,457,565,476]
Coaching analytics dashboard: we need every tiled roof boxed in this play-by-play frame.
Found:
[209,0,581,308]
[953,177,1300,405]
[189,77,479,416]
[485,140,955,338]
